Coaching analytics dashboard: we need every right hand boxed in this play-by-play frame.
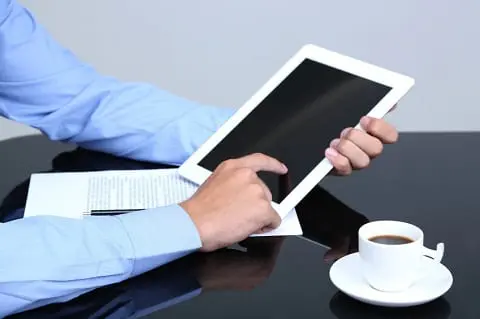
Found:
[180,153,288,252]
[195,237,285,290]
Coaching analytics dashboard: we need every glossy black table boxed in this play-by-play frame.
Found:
[1,132,478,318]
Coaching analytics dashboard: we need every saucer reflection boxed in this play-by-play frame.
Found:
[329,291,451,319]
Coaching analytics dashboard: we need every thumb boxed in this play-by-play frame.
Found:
[258,209,282,234]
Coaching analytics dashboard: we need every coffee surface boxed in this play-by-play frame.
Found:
[369,235,413,245]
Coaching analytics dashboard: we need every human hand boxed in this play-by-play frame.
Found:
[325,109,399,175]
[180,153,287,252]
[195,237,285,291]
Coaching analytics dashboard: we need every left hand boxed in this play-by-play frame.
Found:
[325,112,398,176]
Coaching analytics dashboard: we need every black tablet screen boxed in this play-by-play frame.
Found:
[199,58,392,202]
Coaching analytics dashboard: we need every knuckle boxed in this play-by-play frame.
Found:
[245,168,257,181]
[258,200,271,212]
[345,128,359,140]
[336,139,350,154]
[372,141,384,157]
[272,214,282,227]
[341,127,352,138]
[390,130,399,143]
[366,138,383,157]
[357,157,370,169]
[219,159,235,170]
[266,211,281,227]
[337,156,350,170]
[251,152,264,160]
[368,119,382,134]
[236,167,256,180]
[232,168,244,180]
[249,183,265,198]
[258,199,272,213]
[265,188,273,201]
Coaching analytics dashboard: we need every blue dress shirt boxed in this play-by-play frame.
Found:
[0,0,232,316]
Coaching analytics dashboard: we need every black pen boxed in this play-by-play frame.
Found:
[83,209,143,216]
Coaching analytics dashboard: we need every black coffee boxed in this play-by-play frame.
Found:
[369,235,413,245]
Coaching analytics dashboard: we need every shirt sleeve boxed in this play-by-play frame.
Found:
[0,0,234,166]
[0,205,202,317]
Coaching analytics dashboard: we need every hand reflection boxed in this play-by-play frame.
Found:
[195,237,284,291]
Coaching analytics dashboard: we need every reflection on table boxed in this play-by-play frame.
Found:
[329,292,451,319]
[1,148,451,318]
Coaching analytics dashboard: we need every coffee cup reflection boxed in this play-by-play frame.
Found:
[194,237,285,291]
[329,292,451,319]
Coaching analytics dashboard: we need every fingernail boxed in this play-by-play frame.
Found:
[282,163,288,171]
[330,139,340,147]
[326,148,338,158]
[360,116,371,128]
[340,128,351,138]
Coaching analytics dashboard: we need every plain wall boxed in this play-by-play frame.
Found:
[1,0,479,141]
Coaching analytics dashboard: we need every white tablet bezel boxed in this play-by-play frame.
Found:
[179,44,414,219]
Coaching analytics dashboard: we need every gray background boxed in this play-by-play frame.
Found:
[1,0,479,141]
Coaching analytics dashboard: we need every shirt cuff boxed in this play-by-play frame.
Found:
[115,204,202,277]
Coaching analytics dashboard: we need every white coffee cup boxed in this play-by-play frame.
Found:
[358,220,445,292]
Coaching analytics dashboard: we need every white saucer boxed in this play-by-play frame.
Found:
[329,253,453,307]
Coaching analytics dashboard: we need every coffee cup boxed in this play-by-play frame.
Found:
[358,220,444,292]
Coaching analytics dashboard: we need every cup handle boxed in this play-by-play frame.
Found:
[422,242,445,263]
[414,243,445,283]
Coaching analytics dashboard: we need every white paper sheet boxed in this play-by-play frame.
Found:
[24,168,302,237]
[84,169,198,210]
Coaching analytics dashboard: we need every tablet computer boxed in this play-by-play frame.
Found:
[178,44,414,219]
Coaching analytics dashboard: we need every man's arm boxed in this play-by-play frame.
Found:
[0,206,202,317]
[0,1,233,165]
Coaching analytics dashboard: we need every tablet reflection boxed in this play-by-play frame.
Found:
[277,171,369,263]
[3,148,373,318]
[298,184,369,262]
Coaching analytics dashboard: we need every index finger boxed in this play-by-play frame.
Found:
[236,153,288,174]
[360,117,398,144]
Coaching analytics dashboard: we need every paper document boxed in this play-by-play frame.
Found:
[85,169,198,211]
[24,168,302,237]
